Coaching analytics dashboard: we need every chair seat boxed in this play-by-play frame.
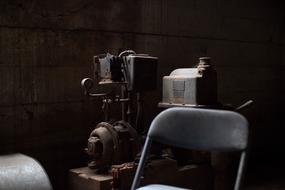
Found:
[138,184,191,190]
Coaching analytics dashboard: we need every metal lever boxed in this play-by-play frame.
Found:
[236,100,254,111]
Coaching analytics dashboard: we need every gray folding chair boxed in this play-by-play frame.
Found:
[131,107,248,190]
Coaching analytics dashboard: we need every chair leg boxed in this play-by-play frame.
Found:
[131,137,152,190]
[234,151,247,190]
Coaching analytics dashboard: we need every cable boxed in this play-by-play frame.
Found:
[118,50,136,58]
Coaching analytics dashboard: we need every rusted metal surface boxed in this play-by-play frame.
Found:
[111,162,136,189]
[111,159,213,190]
[70,159,213,190]
[82,51,158,172]
[86,121,139,172]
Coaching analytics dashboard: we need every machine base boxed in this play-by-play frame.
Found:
[69,167,113,190]
[69,159,213,190]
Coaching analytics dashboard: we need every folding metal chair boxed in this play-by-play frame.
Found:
[131,107,248,190]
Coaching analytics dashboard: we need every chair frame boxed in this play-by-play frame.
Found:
[131,107,248,190]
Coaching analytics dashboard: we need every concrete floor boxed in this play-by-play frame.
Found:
[245,180,285,190]
[243,163,285,190]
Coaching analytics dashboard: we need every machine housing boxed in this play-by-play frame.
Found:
[159,57,217,107]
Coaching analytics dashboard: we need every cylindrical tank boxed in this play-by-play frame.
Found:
[0,153,52,190]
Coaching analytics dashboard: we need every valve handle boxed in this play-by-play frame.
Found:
[81,78,107,97]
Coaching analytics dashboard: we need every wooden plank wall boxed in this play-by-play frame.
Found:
[0,0,284,188]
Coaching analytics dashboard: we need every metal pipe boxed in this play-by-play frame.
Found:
[135,92,142,130]
[127,91,132,123]
[102,98,111,121]
[121,85,126,121]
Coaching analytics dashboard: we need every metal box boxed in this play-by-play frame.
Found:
[159,57,217,107]
[126,55,158,92]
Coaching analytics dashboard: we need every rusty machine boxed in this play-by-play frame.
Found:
[77,54,253,189]
[81,54,252,171]
[81,50,158,172]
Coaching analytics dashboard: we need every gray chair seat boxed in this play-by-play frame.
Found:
[138,184,191,190]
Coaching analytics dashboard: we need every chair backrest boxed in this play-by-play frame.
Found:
[148,107,248,151]
[131,107,249,190]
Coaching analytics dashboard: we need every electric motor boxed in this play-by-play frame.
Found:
[86,121,139,172]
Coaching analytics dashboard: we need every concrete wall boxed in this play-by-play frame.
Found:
[0,0,284,188]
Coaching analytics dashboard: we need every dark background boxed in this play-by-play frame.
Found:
[0,0,284,189]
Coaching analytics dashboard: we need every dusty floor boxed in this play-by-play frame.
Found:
[245,179,285,190]
[243,163,285,190]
